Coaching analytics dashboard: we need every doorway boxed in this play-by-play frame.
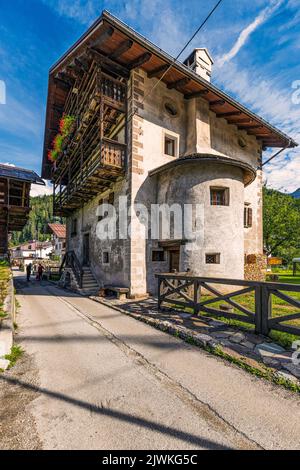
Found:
[83,233,90,266]
[169,249,180,272]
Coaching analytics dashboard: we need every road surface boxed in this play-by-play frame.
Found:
[0,272,299,450]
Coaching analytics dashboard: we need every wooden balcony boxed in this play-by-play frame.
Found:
[51,65,128,216]
[53,139,126,216]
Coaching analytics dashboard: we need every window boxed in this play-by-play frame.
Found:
[244,205,253,228]
[103,251,110,265]
[71,219,78,237]
[164,135,177,157]
[210,187,230,206]
[164,102,178,117]
[206,253,220,264]
[152,250,165,262]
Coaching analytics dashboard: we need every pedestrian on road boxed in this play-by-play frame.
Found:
[37,264,44,282]
[26,263,32,282]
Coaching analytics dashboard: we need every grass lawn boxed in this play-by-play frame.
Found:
[0,261,10,320]
[171,271,300,349]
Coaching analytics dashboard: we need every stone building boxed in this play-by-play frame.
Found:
[41,11,297,296]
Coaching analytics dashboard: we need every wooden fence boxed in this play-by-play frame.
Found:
[156,274,300,336]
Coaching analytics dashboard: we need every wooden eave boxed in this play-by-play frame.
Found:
[42,10,297,180]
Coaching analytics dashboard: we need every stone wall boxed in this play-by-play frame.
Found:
[66,66,264,296]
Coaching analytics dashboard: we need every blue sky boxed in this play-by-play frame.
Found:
[0,0,299,195]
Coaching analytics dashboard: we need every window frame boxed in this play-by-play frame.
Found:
[205,253,221,265]
[163,131,179,158]
[244,204,253,228]
[102,251,110,265]
[152,250,165,262]
[210,187,230,206]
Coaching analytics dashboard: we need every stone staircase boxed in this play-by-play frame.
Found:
[80,266,99,295]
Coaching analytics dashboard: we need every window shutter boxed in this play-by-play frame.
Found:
[244,207,247,227]
[247,208,253,227]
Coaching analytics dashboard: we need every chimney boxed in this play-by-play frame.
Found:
[184,48,213,82]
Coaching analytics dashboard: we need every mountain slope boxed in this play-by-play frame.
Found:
[10,195,62,246]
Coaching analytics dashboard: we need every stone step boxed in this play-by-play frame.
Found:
[81,282,98,287]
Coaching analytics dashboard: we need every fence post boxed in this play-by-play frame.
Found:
[261,284,272,336]
[158,277,162,310]
[193,280,199,316]
[254,285,262,334]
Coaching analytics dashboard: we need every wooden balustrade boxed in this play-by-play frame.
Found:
[156,273,300,336]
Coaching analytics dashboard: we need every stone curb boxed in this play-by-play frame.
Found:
[89,295,300,390]
[0,277,15,370]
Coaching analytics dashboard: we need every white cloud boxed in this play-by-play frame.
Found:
[214,60,300,192]
[30,181,53,197]
[216,0,283,67]
[42,0,99,25]
[264,153,300,193]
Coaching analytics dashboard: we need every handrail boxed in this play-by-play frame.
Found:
[60,250,83,288]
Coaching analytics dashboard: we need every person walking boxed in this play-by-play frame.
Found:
[37,264,44,282]
[26,263,32,282]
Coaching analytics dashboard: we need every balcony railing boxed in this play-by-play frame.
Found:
[53,139,126,214]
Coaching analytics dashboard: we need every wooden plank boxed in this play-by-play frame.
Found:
[110,39,133,60]
[54,77,71,91]
[167,77,191,90]
[270,289,300,309]
[86,48,130,77]
[216,111,242,118]
[89,26,114,49]
[198,306,254,324]
[148,64,170,78]
[129,52,152,69]
[269,312,300,326]
[209,99,226,107]
[184,90,209,100]
[199,282,255,318]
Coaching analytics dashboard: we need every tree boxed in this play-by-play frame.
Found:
[263,187,300,259]
[10,195,64,246]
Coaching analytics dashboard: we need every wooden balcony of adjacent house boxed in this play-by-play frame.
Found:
[51,64,127,216]
[0,177,31,231]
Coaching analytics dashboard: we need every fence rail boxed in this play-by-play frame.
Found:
[156,274,300,336]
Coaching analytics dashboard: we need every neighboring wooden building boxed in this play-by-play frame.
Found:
[0,164,44,258]
[41,11,297,296]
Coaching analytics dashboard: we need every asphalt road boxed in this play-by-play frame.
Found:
[0,272,299,450]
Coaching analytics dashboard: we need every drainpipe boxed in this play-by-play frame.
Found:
[262,139,291,167]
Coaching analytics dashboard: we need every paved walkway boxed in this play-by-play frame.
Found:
[0,273,300,450]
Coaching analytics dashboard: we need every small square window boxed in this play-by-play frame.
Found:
[152,250,165,262]
[210,187,229,206]
[244,205,253,228]
[206,253,220,264]
[103,251,110,264]
[164,135,177,157]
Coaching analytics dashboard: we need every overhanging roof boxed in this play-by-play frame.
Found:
[0,164,45,185]
[149,153,257,187]
[42,10,298,179]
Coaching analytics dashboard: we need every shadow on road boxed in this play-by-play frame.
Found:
[0,373,232,450]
